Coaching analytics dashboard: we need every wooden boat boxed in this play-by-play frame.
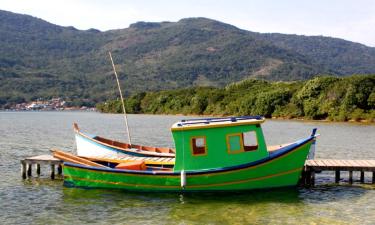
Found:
[73,123,175,158]
[64,116,318,192]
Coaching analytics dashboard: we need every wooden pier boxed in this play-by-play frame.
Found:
[302,159,375,186]
[21,155,63,179]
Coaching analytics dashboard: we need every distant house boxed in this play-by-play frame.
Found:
[26,103,45,110]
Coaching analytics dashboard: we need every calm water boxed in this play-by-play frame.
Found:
[0,111,374,225]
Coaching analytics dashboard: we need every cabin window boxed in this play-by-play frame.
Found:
[191,137,207,155]
[227,134,244,153]
[243,131,258,151]
[227,131,258,153]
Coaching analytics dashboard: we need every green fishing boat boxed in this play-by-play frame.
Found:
[64,116,318,191]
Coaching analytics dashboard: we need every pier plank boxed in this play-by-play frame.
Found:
[362,160,373,169]
[320,160,328,167]
[305,160,315,167]
[352,160,364,167]
[325,159,335,167]
[332,160,343,168]
[365,160,375,167]
[326,159,335,166]
[341,160,353,168]
[361,160,372,167]
[24,155,62,165]
[310,160,318,166]
[346,160,358,167]
[316,160,325,167]
[329,159,338,167]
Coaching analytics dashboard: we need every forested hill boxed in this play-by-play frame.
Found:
[1,10,375,107]
[97,75,375,122]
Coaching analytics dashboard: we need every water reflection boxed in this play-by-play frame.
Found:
[60,187,303,225]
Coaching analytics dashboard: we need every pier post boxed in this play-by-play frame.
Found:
[36,164,41,176]
[304,169,311,187]
[57,164,62,175]
[372,172,375,184]
[300,168,307,186]
[360,171,364,183]
[349,171,353,184]
[311,171,315,187]
[27,163,32,177]
[50,165,55,180]
[21,161,27,179]
[335,170,340,183]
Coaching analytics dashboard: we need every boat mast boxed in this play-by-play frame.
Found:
[108,51,132,146]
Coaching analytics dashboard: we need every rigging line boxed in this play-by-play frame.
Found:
[108,51,132,146]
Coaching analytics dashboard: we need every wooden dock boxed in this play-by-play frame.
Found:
[302,159,375,186]
[21,155,63,179]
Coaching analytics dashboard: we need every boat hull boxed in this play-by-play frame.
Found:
[64,137,314,192]
[75,133,129,158]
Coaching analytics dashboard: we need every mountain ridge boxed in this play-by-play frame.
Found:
[0,10,374,107]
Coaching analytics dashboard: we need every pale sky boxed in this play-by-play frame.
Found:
[1,0,375,47]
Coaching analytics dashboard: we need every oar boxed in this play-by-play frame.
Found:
[51,149,108,168]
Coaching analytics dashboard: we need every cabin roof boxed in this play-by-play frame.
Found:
[171,116,265,131]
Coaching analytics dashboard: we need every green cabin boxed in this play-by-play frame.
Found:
[171,116,268,171]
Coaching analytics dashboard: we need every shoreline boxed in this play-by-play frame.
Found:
[103,111,375,124]
[1,109,374,124]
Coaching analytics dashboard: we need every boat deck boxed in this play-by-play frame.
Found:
[85,154,175,166]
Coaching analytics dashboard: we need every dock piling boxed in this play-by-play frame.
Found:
[335,170,340,183]
[58,164,62,175]
[21,161,27,179]
[27,163,32,177]
[36,164,41,176]
[50,164,55,179]
[360,171,364,183]
[304,169,311,187]
[311,171,315,187]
